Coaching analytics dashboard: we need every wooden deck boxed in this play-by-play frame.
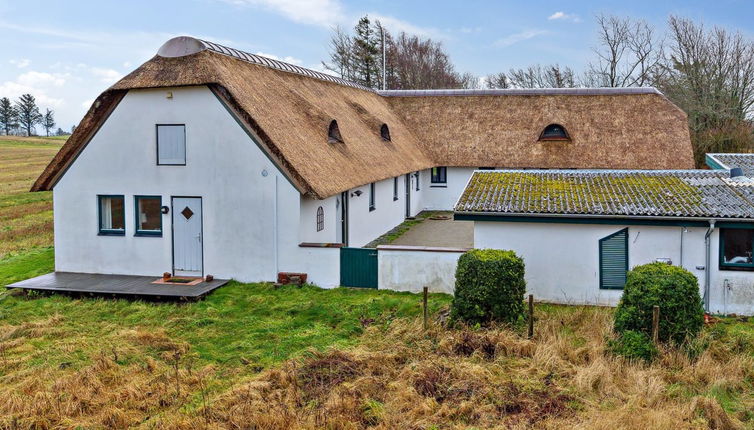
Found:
[6,272,229,299]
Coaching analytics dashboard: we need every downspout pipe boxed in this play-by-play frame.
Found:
[704,220,716,312]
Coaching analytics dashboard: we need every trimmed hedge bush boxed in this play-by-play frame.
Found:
[608,330,658,362]
[614,263,704,344]
[450,249,526,326]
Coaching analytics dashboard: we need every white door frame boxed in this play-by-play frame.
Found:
[171,196,203,277]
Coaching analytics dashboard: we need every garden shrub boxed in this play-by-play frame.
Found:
[614,263,704,344]
[608,330,658,362]
[450,249,526,326]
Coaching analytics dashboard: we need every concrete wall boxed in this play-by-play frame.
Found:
[474,221,754,315]
[378,245,465,294]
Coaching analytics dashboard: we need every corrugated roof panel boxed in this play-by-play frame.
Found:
[455,169,754,219]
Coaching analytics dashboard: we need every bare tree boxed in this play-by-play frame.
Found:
[657,16,754,164]
[323,26,355,81]
[486,64,576,89]
[43,108,56,137]
[485,72,510,89]
[385,32,468,89]
[586,14,663,87]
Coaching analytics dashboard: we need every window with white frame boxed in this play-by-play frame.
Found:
[393,177,399,201]
[98,195,125,235]
[415,171,420,191]
[157,124,186,165]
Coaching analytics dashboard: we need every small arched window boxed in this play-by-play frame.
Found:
[328,120,343,143]
[380,123,391,141]
[316,206,324,232]
[539,123,570,141]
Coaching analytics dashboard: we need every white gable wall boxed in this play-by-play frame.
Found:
[53,86,301,282]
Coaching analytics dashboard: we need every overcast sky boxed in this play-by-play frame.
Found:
[1,0,752,130]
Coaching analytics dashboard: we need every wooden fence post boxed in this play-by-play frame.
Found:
[528,294,534,339]
[652,305,660,344]
[423,286,429,330]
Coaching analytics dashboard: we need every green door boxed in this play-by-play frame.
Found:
[340,247,378,288]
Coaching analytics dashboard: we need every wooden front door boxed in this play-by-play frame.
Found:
[172,197,203,276]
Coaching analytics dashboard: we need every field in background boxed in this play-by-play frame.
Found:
[0,136,62,260]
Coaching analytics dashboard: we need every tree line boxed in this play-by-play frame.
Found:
[325,15,754,166]
[0,94,65,137]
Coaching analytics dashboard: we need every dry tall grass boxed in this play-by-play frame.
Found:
[155,306,751,429]
[1,305,751,429]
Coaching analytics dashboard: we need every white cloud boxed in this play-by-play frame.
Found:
[10,58,31,68]
[494,29,548,47]
[255,52,302,65]
[90,67,123,84]
[368,13,442,38]
[547,11,581,22]
[81,99,95,109]
[0,80,64,108]
[221,0,344,27]
[17,71,67,87]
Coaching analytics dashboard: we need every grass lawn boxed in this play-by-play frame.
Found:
[0,136,63,259]
[0,281,451,428]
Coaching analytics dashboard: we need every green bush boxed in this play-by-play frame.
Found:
[608,330,658,362]
[614,263,704,344]
[450,249,526,326]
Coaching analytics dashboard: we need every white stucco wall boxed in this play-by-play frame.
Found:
[299,194,338,244]
[421,167,476,210]
[53,86,304,283]
[293,247,341,288]
[473,221,754,315]
[709,230,754,315]
[378,246,465,294]
[346,175,408,247]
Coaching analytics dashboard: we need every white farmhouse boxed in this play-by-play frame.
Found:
[30,36,694,289]
[454,170,754,315]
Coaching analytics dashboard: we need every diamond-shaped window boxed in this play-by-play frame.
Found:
[181,206,194,220]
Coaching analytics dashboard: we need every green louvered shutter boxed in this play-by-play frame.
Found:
[599,228,628,290]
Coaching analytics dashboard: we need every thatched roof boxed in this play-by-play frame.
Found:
[33,36,694,198]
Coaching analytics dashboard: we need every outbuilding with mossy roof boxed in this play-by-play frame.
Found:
[455,169,754,316]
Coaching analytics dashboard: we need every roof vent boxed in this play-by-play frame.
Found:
[157,36,207,58]
[731,167,744,178]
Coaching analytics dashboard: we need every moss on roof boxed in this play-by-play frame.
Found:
[456,170,754,219]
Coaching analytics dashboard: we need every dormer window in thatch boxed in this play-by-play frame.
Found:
[380,123,391,141]
[539,124,570,141]
[328,120,344,144]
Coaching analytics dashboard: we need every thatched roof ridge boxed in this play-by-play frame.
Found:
[33,36,695,198]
